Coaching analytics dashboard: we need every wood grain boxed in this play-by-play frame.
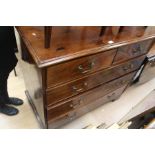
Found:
[16,26,155,68]
[46,56,145,105]
[16,26,155,128]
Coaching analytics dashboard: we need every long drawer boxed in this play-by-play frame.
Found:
[46,56,145,105]
[113,39,154,64]
[46,49,116,88]
[48,85,127,129]
[47,72,135,121]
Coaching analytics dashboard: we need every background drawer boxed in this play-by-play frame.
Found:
[46,56,145,105]
[113,39,154,64]
[47,85,127,128]
[47,49,116,88]
[47,72,135,120]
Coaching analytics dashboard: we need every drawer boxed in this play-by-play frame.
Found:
[47,85,127,128]
[113,39,154,64]
[46,49,116,88]
[47,72,135,120]
[46,56,145,105]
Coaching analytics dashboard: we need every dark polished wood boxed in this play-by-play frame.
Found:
[25,90,45,128]
[48,85,127,128]
[46,49,116,87]
[16,26,155,67]
[113,39,154,64]
[99,26,107,36]
[18,38,46,127]
[46,56,145,105]
[44,26,52,48]
[47,72,135,119]
[16,26,155,128]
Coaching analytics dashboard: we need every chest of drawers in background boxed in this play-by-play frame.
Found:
[16,26,155,128]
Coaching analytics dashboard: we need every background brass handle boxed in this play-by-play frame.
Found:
[67,113,76,120]
[115,80,126,87]
[132,45,141,55]
[78,62,95,74]
[72,82,88,93]
[70,102,80,109]
[70,99,83,109]
[122,64,133,72]
[120,80,127,85]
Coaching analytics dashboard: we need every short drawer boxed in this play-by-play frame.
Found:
[46,49,116,88]
[113,39,154,64]
[47,72,135,121]
[47,85,127,128]
[46,56,145,105]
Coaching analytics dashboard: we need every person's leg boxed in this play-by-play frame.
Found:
[2,72,10,101]
[3,75,24,106]
[0,70,19,116]
[0,71,10,104]
[2,65,23,106]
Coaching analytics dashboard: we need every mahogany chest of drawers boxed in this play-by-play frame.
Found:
[16,26,155,128]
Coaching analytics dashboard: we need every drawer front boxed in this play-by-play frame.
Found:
[47,49,116,88]
[46,56,145,105]
[47,85,127,128]
[113,39,153,64]
[47,72,135,121]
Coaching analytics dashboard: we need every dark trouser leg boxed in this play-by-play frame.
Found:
[0,70,10,107]
[0,66,23,107]
[0,68,19,115]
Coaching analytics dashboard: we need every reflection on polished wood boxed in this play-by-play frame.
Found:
[17,26,155,67]
[44,26,52,48]
[46,56,145,105]
[16,26,155,128]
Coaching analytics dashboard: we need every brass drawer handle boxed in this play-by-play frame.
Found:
[72,82,88,93]
[120,80,127,85]
[115,80,127,87]
[132,45,141,55]
[72,86,83,92]
[69,102,80,109]
[78,62,95,74]
[122,64,134,72]
[70,99,83,109]
[67,113,76,120]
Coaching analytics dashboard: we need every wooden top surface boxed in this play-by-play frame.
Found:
[17,26,155,68]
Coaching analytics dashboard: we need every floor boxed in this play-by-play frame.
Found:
[1,57,155,129]
[0,61,40,129]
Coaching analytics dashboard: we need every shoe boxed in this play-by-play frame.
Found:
[8,97,23,106]
[0,104,19,116]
